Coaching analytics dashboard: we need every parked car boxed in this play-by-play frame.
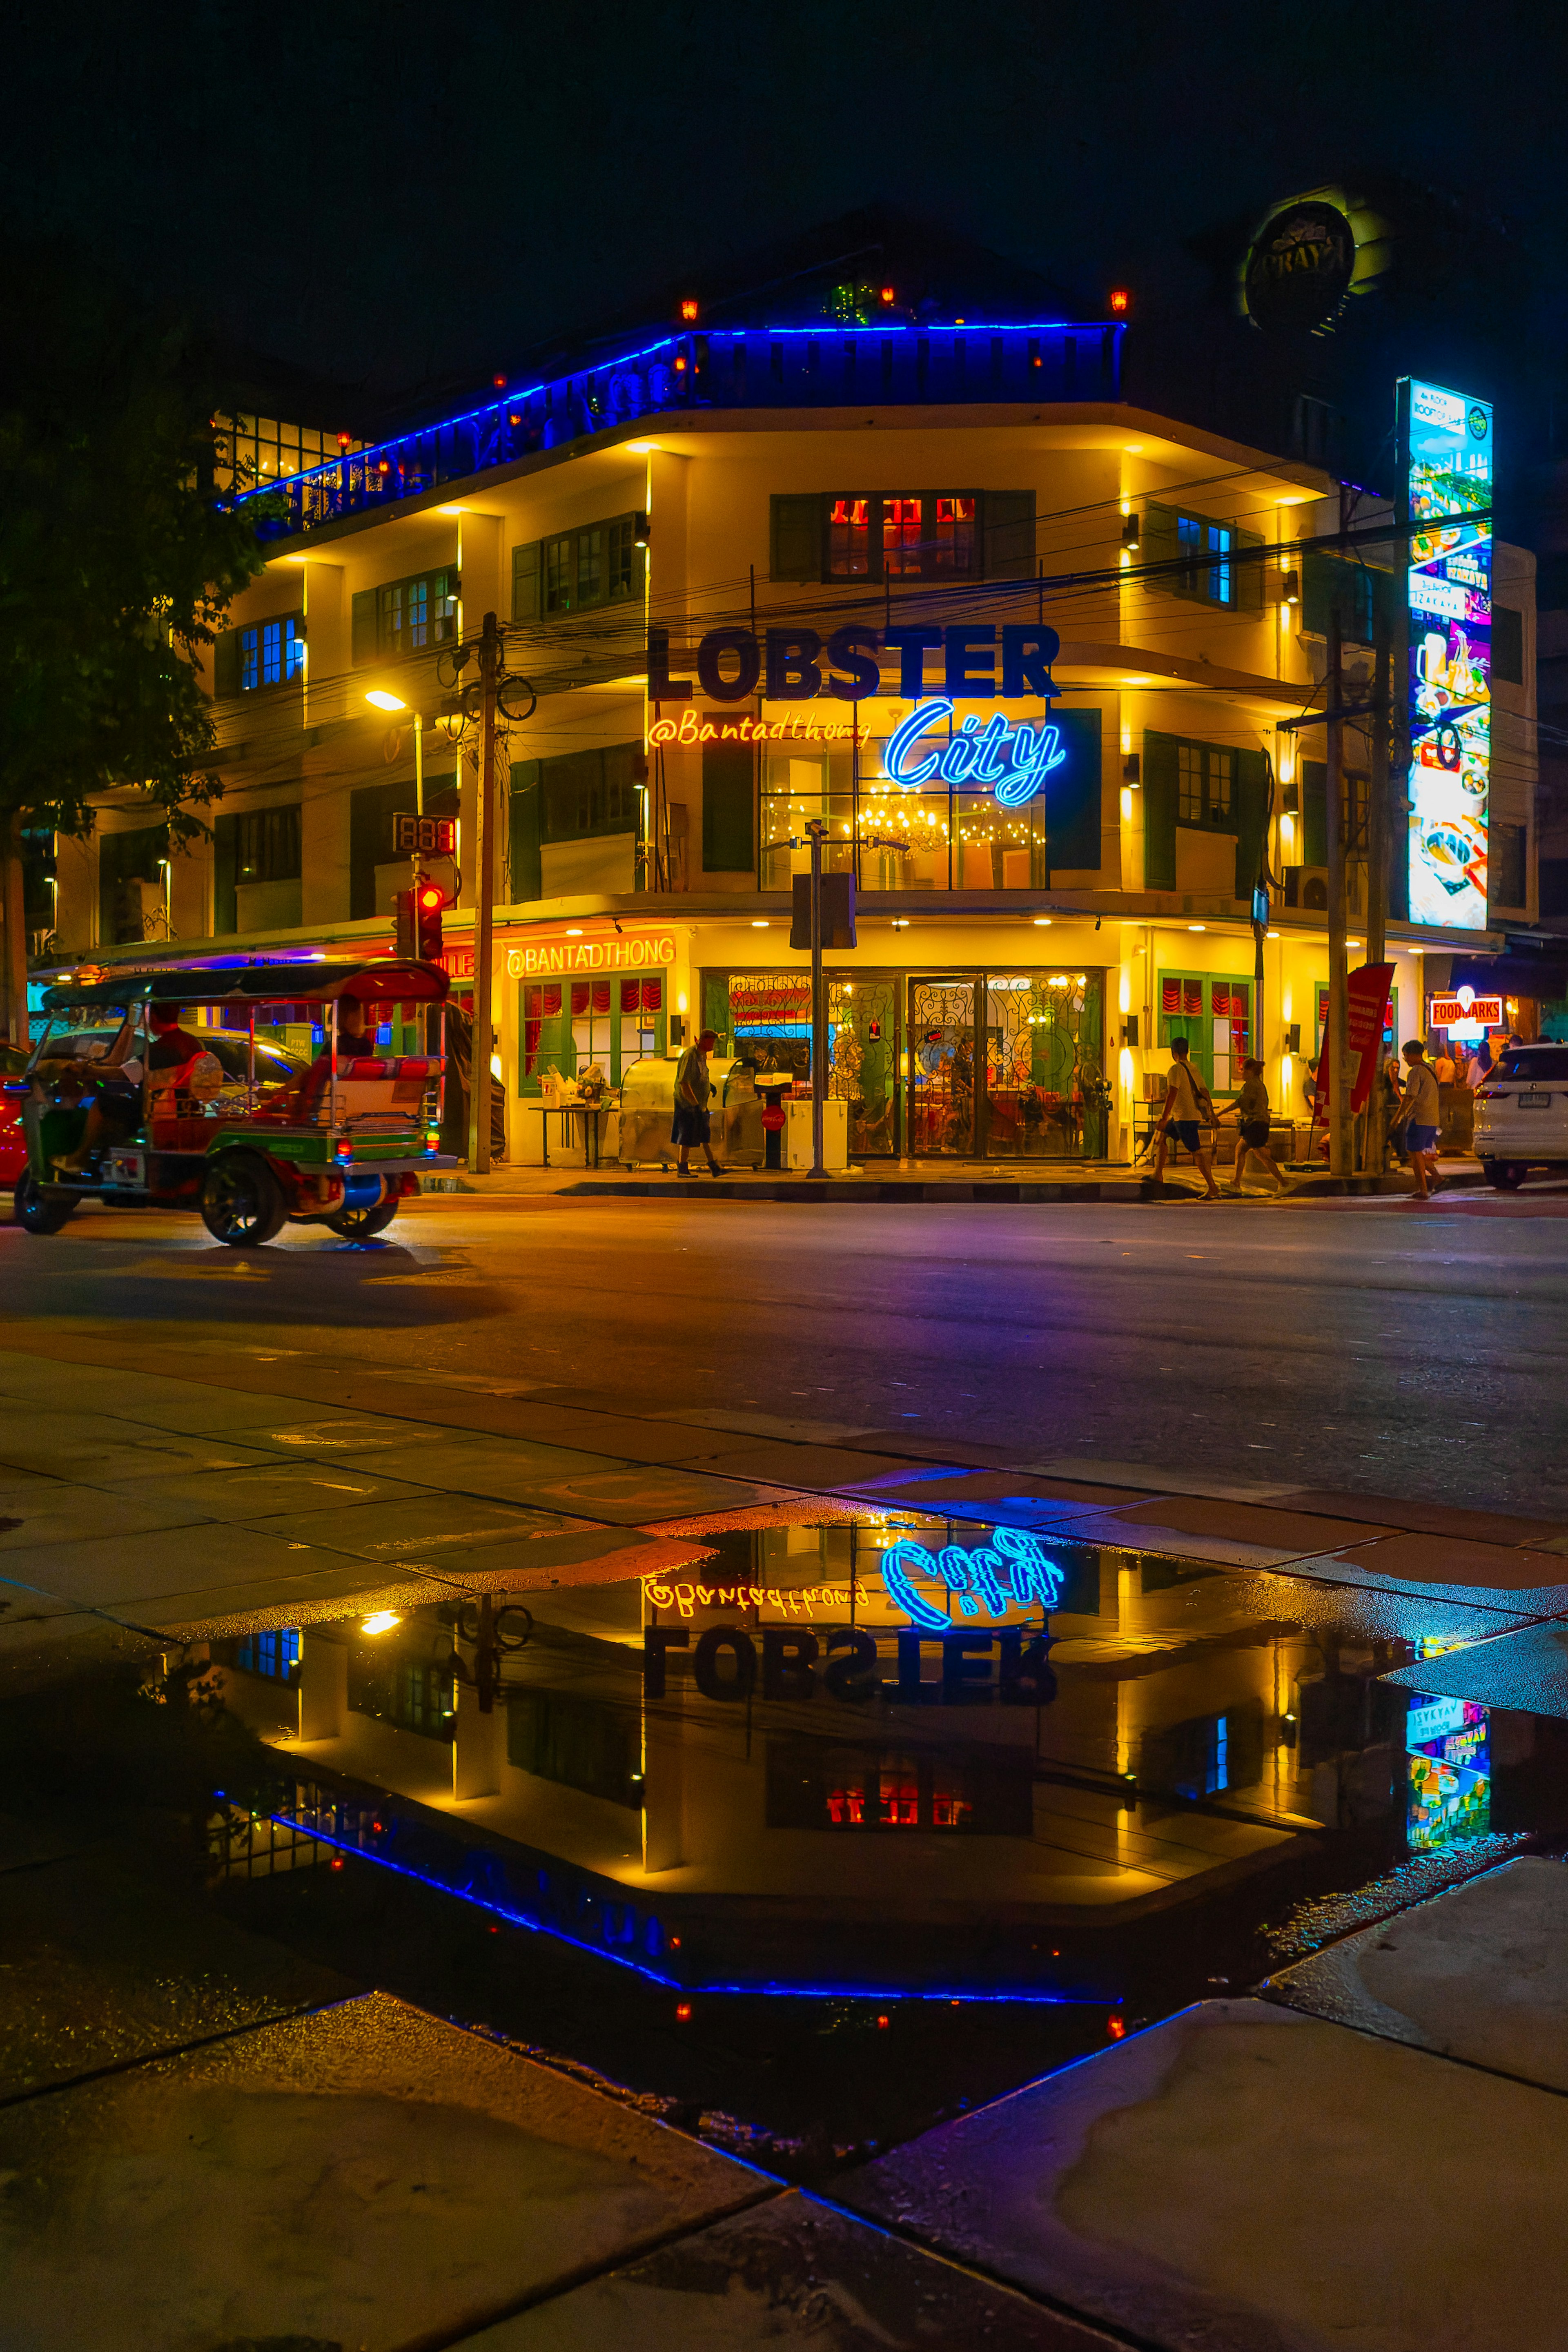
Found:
[0,1042,30,1183]
[1472,1044,1568,1188]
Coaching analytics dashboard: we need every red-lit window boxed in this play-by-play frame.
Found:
[883,496,924,576]
[879,1760,922,1828]
[930,496,977,573]
[1184,981,1203,1018]
[828,497,871,577]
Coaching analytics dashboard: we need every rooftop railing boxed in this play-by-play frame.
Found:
[234,321,1124,541]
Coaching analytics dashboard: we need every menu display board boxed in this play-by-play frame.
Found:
[1399,379,1493,930]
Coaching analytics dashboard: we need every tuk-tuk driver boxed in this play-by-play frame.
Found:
[56,1001,205,1171]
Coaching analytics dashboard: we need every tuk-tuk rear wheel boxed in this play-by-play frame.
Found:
[13,1170,77,1235]
[201,1155,288,1246]
[325,1198,400,1238]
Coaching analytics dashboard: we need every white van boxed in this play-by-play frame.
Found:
[1472,1044,1568,1188]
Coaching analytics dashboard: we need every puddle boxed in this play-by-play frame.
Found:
[13,1503,1568,2156]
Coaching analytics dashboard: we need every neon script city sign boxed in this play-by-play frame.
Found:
[884,699,1067,805]
[881,1526,1065,1632]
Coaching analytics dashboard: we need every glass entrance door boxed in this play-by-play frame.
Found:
[907,977,978,1156]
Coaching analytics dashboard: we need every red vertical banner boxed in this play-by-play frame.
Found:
[1316,965,1395,1113]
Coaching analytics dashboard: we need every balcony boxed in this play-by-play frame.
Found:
[235,321,1125,542]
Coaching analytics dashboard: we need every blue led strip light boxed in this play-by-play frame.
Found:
[234,321,1123,539]
[280,1819,1111,2006]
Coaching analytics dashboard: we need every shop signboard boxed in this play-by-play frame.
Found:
[1398,378,1493,931]
[1430,989,1501,1036]
[505,930,677,979]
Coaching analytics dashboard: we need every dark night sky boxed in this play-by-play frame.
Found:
[5,0,1566,409]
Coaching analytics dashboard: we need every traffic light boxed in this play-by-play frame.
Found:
[414,880,445,964]
[393,888,414,958]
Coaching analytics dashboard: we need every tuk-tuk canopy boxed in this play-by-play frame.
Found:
[39,958,450,1016]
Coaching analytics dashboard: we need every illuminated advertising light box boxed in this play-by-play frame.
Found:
[1398,378,1493,931]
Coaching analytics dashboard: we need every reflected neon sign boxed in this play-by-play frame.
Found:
[881,1526,1065,1631]
[883,698,1068,805]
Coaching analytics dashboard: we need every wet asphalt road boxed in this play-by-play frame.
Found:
[3,1188,1568,1515]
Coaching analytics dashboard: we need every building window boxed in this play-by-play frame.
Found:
[766,1739,1032,1835]
[234,1628,301,1682]
[1159,972,1250,1092]
[1492,605,1524,686]
[1493,822,1528,909]
[216,414,357,493]
[233,805,301,886]
[931,494,977,571]
[239,616,305,691]
[348,1643,455,1742]
[378,569,458,655]
[522,975,662,1085]
[1176,741,1234,826]
[1178,512,1233,605]
[507,1688,642,1809]
[532,512,646,615]
[828,496,871,577]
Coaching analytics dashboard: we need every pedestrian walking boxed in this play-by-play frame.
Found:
[672,1028,721,1177]
[1399,1038,1442,1201]
[1152,1036,1221,1198]
[1220,1058,1287,1194]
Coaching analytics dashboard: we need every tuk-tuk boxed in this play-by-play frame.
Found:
[11,959,461,1245]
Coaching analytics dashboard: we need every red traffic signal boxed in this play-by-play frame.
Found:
[414,881,445,963]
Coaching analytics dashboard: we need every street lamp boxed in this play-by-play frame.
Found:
[365,689,423,814]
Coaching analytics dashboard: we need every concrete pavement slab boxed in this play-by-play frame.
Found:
[521,1465,787,1523]
[1269,1550,1568,1615]
[361,1434,635,1490]
[460,2187,1121,2351]
[87,1458,446,1522]
[0,1991,767,2352]
[1026,1456,1306,1501]
[0,1486,213,1552]
[838,1996,1568,2352]
[669,1441,918,1488]
[648,1408,889,1446]
[1110,1497,1398,1552]
[1383,1619,1568,1717]
[1267,1856,1568,2090]
[0,1523,377,1614]
[224,1408,469,1453]
[1269,1489,1568,1548]
[0,1850,354,2100]
[241,1491,578,1558]
[1327,1530,1568,1595]
[0,1410,284,1480]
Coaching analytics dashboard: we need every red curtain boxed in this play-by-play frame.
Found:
[1161,980,1180,1013]
[641,977,662,1011]
[620,978,639,1013]
[570,981,590,1017]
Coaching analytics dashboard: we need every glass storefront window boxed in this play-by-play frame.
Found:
[705,968,1105,1160]
[1159,971,1250,1094]
[519,976,663,1091]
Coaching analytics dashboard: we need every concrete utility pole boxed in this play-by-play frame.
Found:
[468,611,501,1176]
[2,812,26,1049]
[1326,615,1352,1180]
[1364,615,1393,1176]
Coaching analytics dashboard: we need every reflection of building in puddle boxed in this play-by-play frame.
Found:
[207,1521,1528,1991]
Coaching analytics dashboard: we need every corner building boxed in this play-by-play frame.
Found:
[56,252,1539,1161]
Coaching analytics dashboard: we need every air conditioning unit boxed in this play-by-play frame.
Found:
[1282,864,1365,914]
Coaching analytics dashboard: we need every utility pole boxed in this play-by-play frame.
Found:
[806,818,828,1179]
[1326,615,1352,1180]
[468,611,501,1176]
[2,811,26,1049]
[1364,615,1392,1176]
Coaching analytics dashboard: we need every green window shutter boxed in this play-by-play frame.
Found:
[770,493,824,582]
[509,760,541,903]
[1302,760,1328,869]
[982,490,1036,579]
[1234,748,1270,900]
[1235,527,1266,611]
[213,628,239,699]
[1140,501,1180,595]
[1143,731,1179,889]
[512,541,541,623]
[702,742,755,873]
[1042,707,1102,871]
[351,589,377,665]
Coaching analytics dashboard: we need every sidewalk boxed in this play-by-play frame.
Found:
[415,1155,1486,1205]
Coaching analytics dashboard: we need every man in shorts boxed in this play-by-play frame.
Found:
[1152,1036,1220,1198]
[1400,1038,1442,1200]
